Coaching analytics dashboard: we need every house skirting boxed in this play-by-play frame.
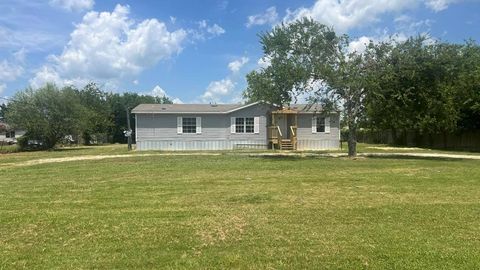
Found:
[297,139,339,150]
[136,140,268,151]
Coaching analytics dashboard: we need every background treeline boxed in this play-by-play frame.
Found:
[0,83,171,149]
[361,37,480,149]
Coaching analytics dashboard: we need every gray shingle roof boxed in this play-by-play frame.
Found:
[289,104,324,113]
[131,103,258,114]
[131,102,327,114]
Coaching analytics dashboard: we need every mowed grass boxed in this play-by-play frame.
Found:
[1,149,480,269]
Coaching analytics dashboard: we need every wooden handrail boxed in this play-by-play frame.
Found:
[289,126,296,137]
[289,126,297,150]
[276,125,283,138]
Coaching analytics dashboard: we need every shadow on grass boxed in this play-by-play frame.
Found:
[251,155,327,161]
[52,147,93,152]
[365,155,465,162]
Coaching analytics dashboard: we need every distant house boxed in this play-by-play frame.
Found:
[132,102,340,151]
[0,119,25,144]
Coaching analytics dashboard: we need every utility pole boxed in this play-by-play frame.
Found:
[125,107,132,151]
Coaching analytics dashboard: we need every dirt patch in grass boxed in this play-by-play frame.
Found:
[0,152,222,169]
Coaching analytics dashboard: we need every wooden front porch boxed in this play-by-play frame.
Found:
[268,109,298,150]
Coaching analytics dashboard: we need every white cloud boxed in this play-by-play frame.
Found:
[193,20,226,40]
[201,79,235,103]
[347,31,414,54]
[257,56,272,69]
[150,85,168,97]
[348,36,372,53]
[424,0,459,12]
[284,0,417,33]
[0,60,24,82]
[394,15,433,33]
[30,4,187,89]
[207,24,226,35]
[148,85,183,104]
[0,24,65,52]
[246,6,279,28]
[172,98,184,104]
[30,66,62,88]
[228,57,249,72]
[13,48,27,63]
[49,0,94,12]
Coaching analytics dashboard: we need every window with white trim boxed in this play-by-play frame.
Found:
[245,117,254,133]
[235,117,244,133]
[235,117,254,133]
[316,117,325,133]
[182,117,196,133]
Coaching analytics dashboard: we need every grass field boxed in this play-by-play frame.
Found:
[1,145,480,269]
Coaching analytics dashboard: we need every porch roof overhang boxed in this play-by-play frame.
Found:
[271,109,298,114]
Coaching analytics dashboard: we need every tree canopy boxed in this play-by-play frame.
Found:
[245,18,480,153]
[365,37,480,143]
[245,18,369,156]
[4,83,172,149]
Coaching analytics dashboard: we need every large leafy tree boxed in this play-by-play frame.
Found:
[5,82,175,148]
[365,37,480,144]
[456,40,480,131]
[76,82,113,144]
[245,18,370,156]
[106,92,172,143]
[5,84,88,149]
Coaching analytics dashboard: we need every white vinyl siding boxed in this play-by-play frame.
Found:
[135,103,275,150]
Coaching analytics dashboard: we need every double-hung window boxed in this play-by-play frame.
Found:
[182,117,197,133]
[177,117,201,134]
[316,117,325,133]
[245,117,254,133]
[235,117,254,133]
[235,117,245,133]
[231,117,259,134]
[312,116,330,133]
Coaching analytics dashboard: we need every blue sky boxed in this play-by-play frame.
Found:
[0,0,479,104]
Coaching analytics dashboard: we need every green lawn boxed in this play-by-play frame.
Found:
[1,146,479,269]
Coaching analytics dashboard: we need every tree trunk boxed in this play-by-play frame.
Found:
[348,129,357,157]
[347,122,357,157]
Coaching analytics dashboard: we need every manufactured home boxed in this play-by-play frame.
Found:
[132,102,340,151]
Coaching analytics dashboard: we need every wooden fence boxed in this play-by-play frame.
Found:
[354,130,480,152]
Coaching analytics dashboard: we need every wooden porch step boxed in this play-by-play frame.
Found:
[280,139,294,150]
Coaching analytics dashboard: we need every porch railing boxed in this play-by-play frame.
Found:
[290,125,297,149]
[268,125,298,149]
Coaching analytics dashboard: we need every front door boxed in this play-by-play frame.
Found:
[277,114,288,139]
[286,115,294,138]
